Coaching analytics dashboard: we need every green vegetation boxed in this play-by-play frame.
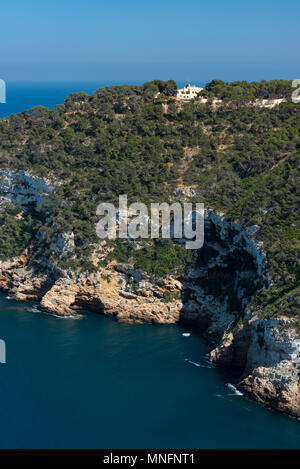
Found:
[200,78,292,102]
[134,240,194,278]
[0,79,299,319]
[162,290,182,303]
[0,202,41,260]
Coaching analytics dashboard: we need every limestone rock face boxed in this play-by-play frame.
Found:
[238,317,300,418]
[180,284,236,341]
[8,270,50,301]
[238,362,300,416]
[209,326,250,368]
[0,253,50,301]
[209,313,300,417]
[40,265,182,324]
[0,170,54,208]
[0,208,299,419]
[244,317,300,371]
[0,251,182,324]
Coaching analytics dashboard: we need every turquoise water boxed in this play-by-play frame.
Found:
[0,294,300,449]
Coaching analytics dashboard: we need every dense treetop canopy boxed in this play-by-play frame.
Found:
[0,79,299,319]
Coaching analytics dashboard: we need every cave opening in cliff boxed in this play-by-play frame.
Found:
[179,214,266,341]
[71,295,105,315]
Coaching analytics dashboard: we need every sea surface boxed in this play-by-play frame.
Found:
[0,294,300,449]
[0,82,300,448]
[0,80,197,118]
[0,81,126,118]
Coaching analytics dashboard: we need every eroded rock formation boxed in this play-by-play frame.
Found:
[0,171,299,418]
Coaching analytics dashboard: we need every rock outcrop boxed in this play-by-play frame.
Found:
[209,313,300,416]
[0,253,52,301]
[238,361,300,416]
[0,191,299,418]
[40,264,182,323]
[0,169,54,208]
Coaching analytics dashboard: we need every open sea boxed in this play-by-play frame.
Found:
[0,294,300,449]
[0,82,299,448]
[0,80,197,119]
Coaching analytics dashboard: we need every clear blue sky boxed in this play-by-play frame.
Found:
[0,0,299,82]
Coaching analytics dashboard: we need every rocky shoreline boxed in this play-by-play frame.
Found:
[0,210,299,418]
[0,79,299,429]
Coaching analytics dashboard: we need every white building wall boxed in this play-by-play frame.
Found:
[176,84,203,101]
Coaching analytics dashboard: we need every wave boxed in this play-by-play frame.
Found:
[52,313,81,320]
[226,383,244,396]
[187,360,201,367]
[27,305,81,320]
[184,358,214,369]
[28,306,40,313]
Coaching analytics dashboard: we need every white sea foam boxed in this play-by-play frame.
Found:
[6,296,11,300]
[27,305,81,320]
[184,358,213,368]
[226,383,244,396]
[182,332,191,337]
[52,313,81,320]
[188,360,201,367]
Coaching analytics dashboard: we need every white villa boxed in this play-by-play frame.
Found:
[176,83,203,101]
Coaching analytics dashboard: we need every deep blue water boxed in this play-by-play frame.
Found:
[0,82,299,448]
[0,81,127,118]
[0,80,198,118]
[0,294,300,449]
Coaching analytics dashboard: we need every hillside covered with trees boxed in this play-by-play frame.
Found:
[0,79,299,321]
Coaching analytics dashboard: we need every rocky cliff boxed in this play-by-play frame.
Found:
[0,171,298,418]
[1,244,299,416]
[0,80,299,420]
[0,169,54,208]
